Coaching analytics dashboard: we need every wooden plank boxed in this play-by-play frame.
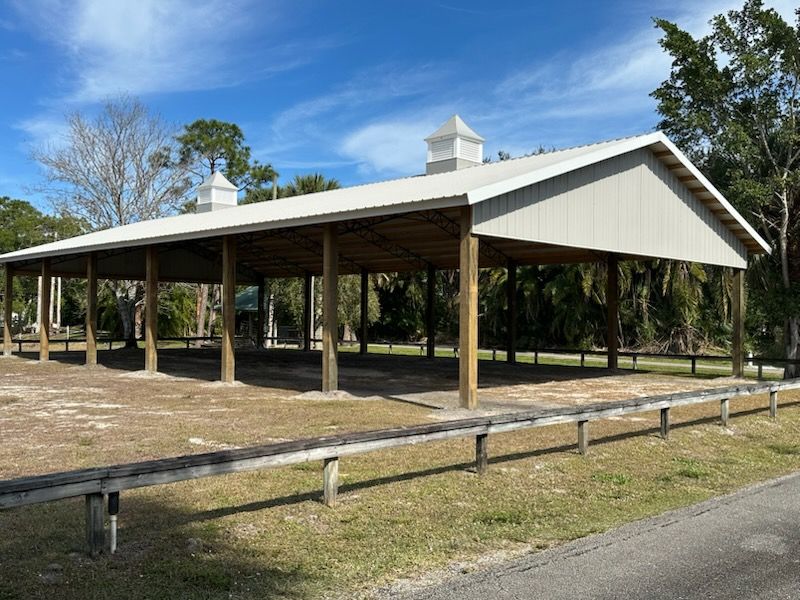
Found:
[85,493,105,557]
[607,254,619,369]
[85,253,98,366]
[721,398,730,426]
[221,236,236,383]
[323,457,338,507]
[359,269,368,354]
[459,206,479,409]
[40,259,51,361]
[303,272,312,352]
[475,434,488,475]
[507,259,517,364]
[660,407,670,439]
[145,247,158,373]
[577,420,589,455]
[732,269,745,377]
[426,264,436,359]
[322,224,338,392]
[3,265,12,357]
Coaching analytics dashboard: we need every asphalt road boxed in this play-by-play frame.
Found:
[398,472,800,600]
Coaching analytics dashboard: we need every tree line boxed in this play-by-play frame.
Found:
[2,1,797,371]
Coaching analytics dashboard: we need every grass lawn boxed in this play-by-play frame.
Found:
[0,357,798,599]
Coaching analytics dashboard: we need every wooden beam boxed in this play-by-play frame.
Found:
[607,254,619,369]
[221,236,236,383]
[84,493,105,557]
[86,253,98,366]
[359,269,368,354]
[145,247,159,373]
[426,263,436,359]
[459,206,479,409]
[322,456,338,507]
[732,268,745,377]
[322,224,338,392]
[507,259,517,364]
[40,259,51,361]
[3,265,12,357]
[256,279,266,349]
[303,272,312,352]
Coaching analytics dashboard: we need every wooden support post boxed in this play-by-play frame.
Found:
[770,389,778,418]
[732,268,745,377]
[426,263,436,359]
[40,259,51,361]
[256,279,266,349]
[3,265,12,357]
[607,254,619,370]
[323,456,339,507]
[475,433,488,475]
[359,268,368,355]
[322,224,338,392]
[221,235,236,383]
[507,259,517,364]
[85,492,104,557]
[691,356,697,375]
[660,407,670,439]
[577,420,589,455]
[721,398,730,427]
[85,253,98,366]
[145,247,159,373]
[459,206,479,410]
[303,272,313,352]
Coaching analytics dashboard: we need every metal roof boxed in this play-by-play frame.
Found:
[0,131,769,267]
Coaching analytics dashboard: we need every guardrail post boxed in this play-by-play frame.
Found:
[476,434,488,475]
[757,363,763,380]
[65,337,69,352]
[580,352,585,367]
[660,407,670,439]
[632,355,638,371]
[108,492,119,554]
[85,493,105,557]
[769,389,778,418]
[691,357,696,375]
[323,457,339,507]
[534,350,539,365]
[577,420,589,455]
[720,398,730,427]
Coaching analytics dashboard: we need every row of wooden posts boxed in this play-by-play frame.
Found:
[1,207,750,407]
[0,379,791,556]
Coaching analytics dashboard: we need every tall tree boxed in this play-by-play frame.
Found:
[652,0,800,375]
[32,96,192,345]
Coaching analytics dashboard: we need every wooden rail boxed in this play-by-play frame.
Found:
[1,379,798,556]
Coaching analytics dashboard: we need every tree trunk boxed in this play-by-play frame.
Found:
[785,317,800,378]
[195,283,208,347]
[779,190,797,378]
[207,284,221,337]
[115,291,137,348]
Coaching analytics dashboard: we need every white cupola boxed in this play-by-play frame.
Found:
[424,115,485,175]
[196,171,238,213]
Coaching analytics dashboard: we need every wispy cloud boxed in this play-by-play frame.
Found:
[11,0,278,103]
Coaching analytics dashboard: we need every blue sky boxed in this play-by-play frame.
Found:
[0,0,795,211]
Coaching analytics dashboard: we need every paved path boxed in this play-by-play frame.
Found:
[399,472,800,600]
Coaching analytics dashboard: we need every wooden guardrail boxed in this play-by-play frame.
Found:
[1,379,799,557]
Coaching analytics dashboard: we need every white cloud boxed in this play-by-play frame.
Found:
[341,119,439,177]
[10,0,293,103]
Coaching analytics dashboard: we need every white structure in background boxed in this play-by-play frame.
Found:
[425,114,485,175]
[196,171,238,213]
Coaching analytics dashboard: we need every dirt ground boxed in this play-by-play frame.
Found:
[0,347,745,479]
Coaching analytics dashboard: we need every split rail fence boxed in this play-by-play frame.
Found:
[1,379,799,556]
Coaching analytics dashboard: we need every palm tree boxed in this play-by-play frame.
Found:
[280,173,340,197]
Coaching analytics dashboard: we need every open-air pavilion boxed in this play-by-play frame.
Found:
[0,119,770,409]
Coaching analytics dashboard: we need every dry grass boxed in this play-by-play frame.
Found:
[0,352,799,600]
